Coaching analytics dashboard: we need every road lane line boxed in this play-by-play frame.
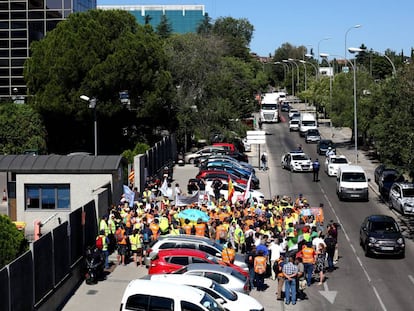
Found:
[320,184,387,311]
[409,275,414,285]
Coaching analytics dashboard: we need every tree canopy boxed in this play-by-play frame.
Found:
[0,215,27,269]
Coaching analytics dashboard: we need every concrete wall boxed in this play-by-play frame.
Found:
[16,173,113,234]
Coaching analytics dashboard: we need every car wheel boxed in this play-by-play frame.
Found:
[364,243,371,257]
[400,205,406,216]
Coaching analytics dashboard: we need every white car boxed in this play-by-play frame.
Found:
[120,279,225,311]
[148,274,264,311]
[288,108,300,119]
[184,146,226,164]
[204,180,264,204]
[324,155,350,176]
[281,151,313,172]
[289,118,300,131]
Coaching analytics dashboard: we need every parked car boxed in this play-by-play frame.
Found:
[120,279,225,311]
[374,164,399,185]
[148,249,248,276]
[185,146,226,164]
[144,235,248,271]
[199,160,255,176]
[198,154,253,171]
[316,139,335,155]
[172,263,251,294]
[359,215,405,258]
[196,170,259,189]
[388,182,414,215]
[324,155,350,177]
[198,166,259,189]
[378,169,403,200]
[148,274,264,311]
[281,151,313,172]
[305,129,321,143]
[289,118,300,132]
[199,158,255,174]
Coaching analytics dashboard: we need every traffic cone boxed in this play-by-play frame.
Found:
[2,189,6,201]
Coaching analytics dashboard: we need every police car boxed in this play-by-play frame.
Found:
[281,151,313,172]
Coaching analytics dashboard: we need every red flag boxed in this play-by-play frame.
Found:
[242,174,253,202]
[228,177,235,202]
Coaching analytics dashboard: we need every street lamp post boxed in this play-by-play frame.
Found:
[288,58,300,93]
[282,60,295,96]
[317,37,332,79]
[320,53,333,117]
[80,95,98,156]
[345,24,361,61]
[274,61,288,83]
[348,47,365,163]
[299,60,307,91]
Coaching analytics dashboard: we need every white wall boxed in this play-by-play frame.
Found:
[16,173,113,235]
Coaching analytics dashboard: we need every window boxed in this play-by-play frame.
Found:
[169,256,189,266]
[204,272,224,284]
[125,294,149,311]
[149,296,174,311]
[25,184,70,210]
[181,301,204,311]
[192,257,209,264]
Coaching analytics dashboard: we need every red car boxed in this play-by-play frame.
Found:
[195,170,248,187]
[148,248,248,276]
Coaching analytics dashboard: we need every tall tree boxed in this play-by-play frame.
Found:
[156,15,173,38]
[0,215,27,269]
[25,9,171,154]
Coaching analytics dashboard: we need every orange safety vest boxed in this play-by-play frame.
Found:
[302,246,315,264]
[221,248,235,264]
[215,225,227,240]
[149,223,160,240]
[254,256,267,274]
[182,224,193,235]
[195,223,206,237]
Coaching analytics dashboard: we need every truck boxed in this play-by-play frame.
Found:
[299,112,317,136]
[259,92,284,123]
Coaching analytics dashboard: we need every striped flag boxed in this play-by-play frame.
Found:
[228,177,235,202]
[242,173,253,202]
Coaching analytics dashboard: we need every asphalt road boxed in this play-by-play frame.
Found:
[62,107,414,311]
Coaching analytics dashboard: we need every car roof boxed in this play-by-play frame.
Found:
[185,263,234,273]
[122,279,205,300]
[150,274,214,288]
[393,182,414,189]
[157,248,209,257]
[338,165,365,173]
[159,234,215,244]
[366,215,397,223]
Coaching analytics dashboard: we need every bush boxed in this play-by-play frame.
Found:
[0,215,28,268]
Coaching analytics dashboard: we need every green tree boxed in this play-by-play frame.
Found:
[25,9,172,154]
[156,15,173,38]
[0,215,28,269]
[0,103,47,154]
[211,17,254,60]
[196,13,213,35]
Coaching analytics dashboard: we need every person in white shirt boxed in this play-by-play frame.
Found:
[312,233,327,249]
[325,147,335,157]
[269,239,282,280]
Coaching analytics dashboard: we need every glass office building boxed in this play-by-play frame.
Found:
[0,0,96,100]
[98,5,206,35]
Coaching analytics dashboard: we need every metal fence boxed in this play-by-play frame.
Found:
[0,200,98,311]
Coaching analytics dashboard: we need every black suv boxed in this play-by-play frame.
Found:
[360,215,405,258]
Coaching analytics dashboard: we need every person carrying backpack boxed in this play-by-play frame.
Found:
[115,225,127,266]
[96,230,110,269]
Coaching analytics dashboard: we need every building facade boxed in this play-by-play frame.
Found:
[0,0,96,100]
[98,4,206,34]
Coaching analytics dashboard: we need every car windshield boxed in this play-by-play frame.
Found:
[292,154,309,161]
[332,158,348,164]
[261,104,278,110]
[402,188,414,197]
[302,121,316,126]
[230,269,247,282]
[370,221,398,233]
[290,120,299,124]
[200,293,225,311]
[342,172,366,182]
[211,282,237,301]
[320,141,333,148]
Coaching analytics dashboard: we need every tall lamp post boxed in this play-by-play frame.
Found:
[274,61,288,83]
[348,47,365,163]
[317,37,332,79]
[80,95,98,156]
[282,60,295,96]
[345,24,361,61]
[288,58,300,93]
[299,60,308,91]
[320,53,333,117]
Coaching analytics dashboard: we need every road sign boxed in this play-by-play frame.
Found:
[246,130,266,145]
[342,66,349,73]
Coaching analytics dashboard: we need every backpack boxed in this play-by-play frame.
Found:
[95,236,103,250]
[115,229,124,243]
[273,260,284,274]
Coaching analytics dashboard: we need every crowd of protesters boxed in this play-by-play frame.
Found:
[96,176,340,305]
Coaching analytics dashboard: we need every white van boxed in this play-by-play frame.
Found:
[299,112,317,136]
[336,165,370,201]
[120,279,225,311]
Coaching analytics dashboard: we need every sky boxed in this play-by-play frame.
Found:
[96,0,413,59]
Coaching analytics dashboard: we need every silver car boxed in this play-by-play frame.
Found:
[389,182,414,215]
[172,263,251,294]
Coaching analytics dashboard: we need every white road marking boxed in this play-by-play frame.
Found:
[409,275,414,285]
[321,185,387,311]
